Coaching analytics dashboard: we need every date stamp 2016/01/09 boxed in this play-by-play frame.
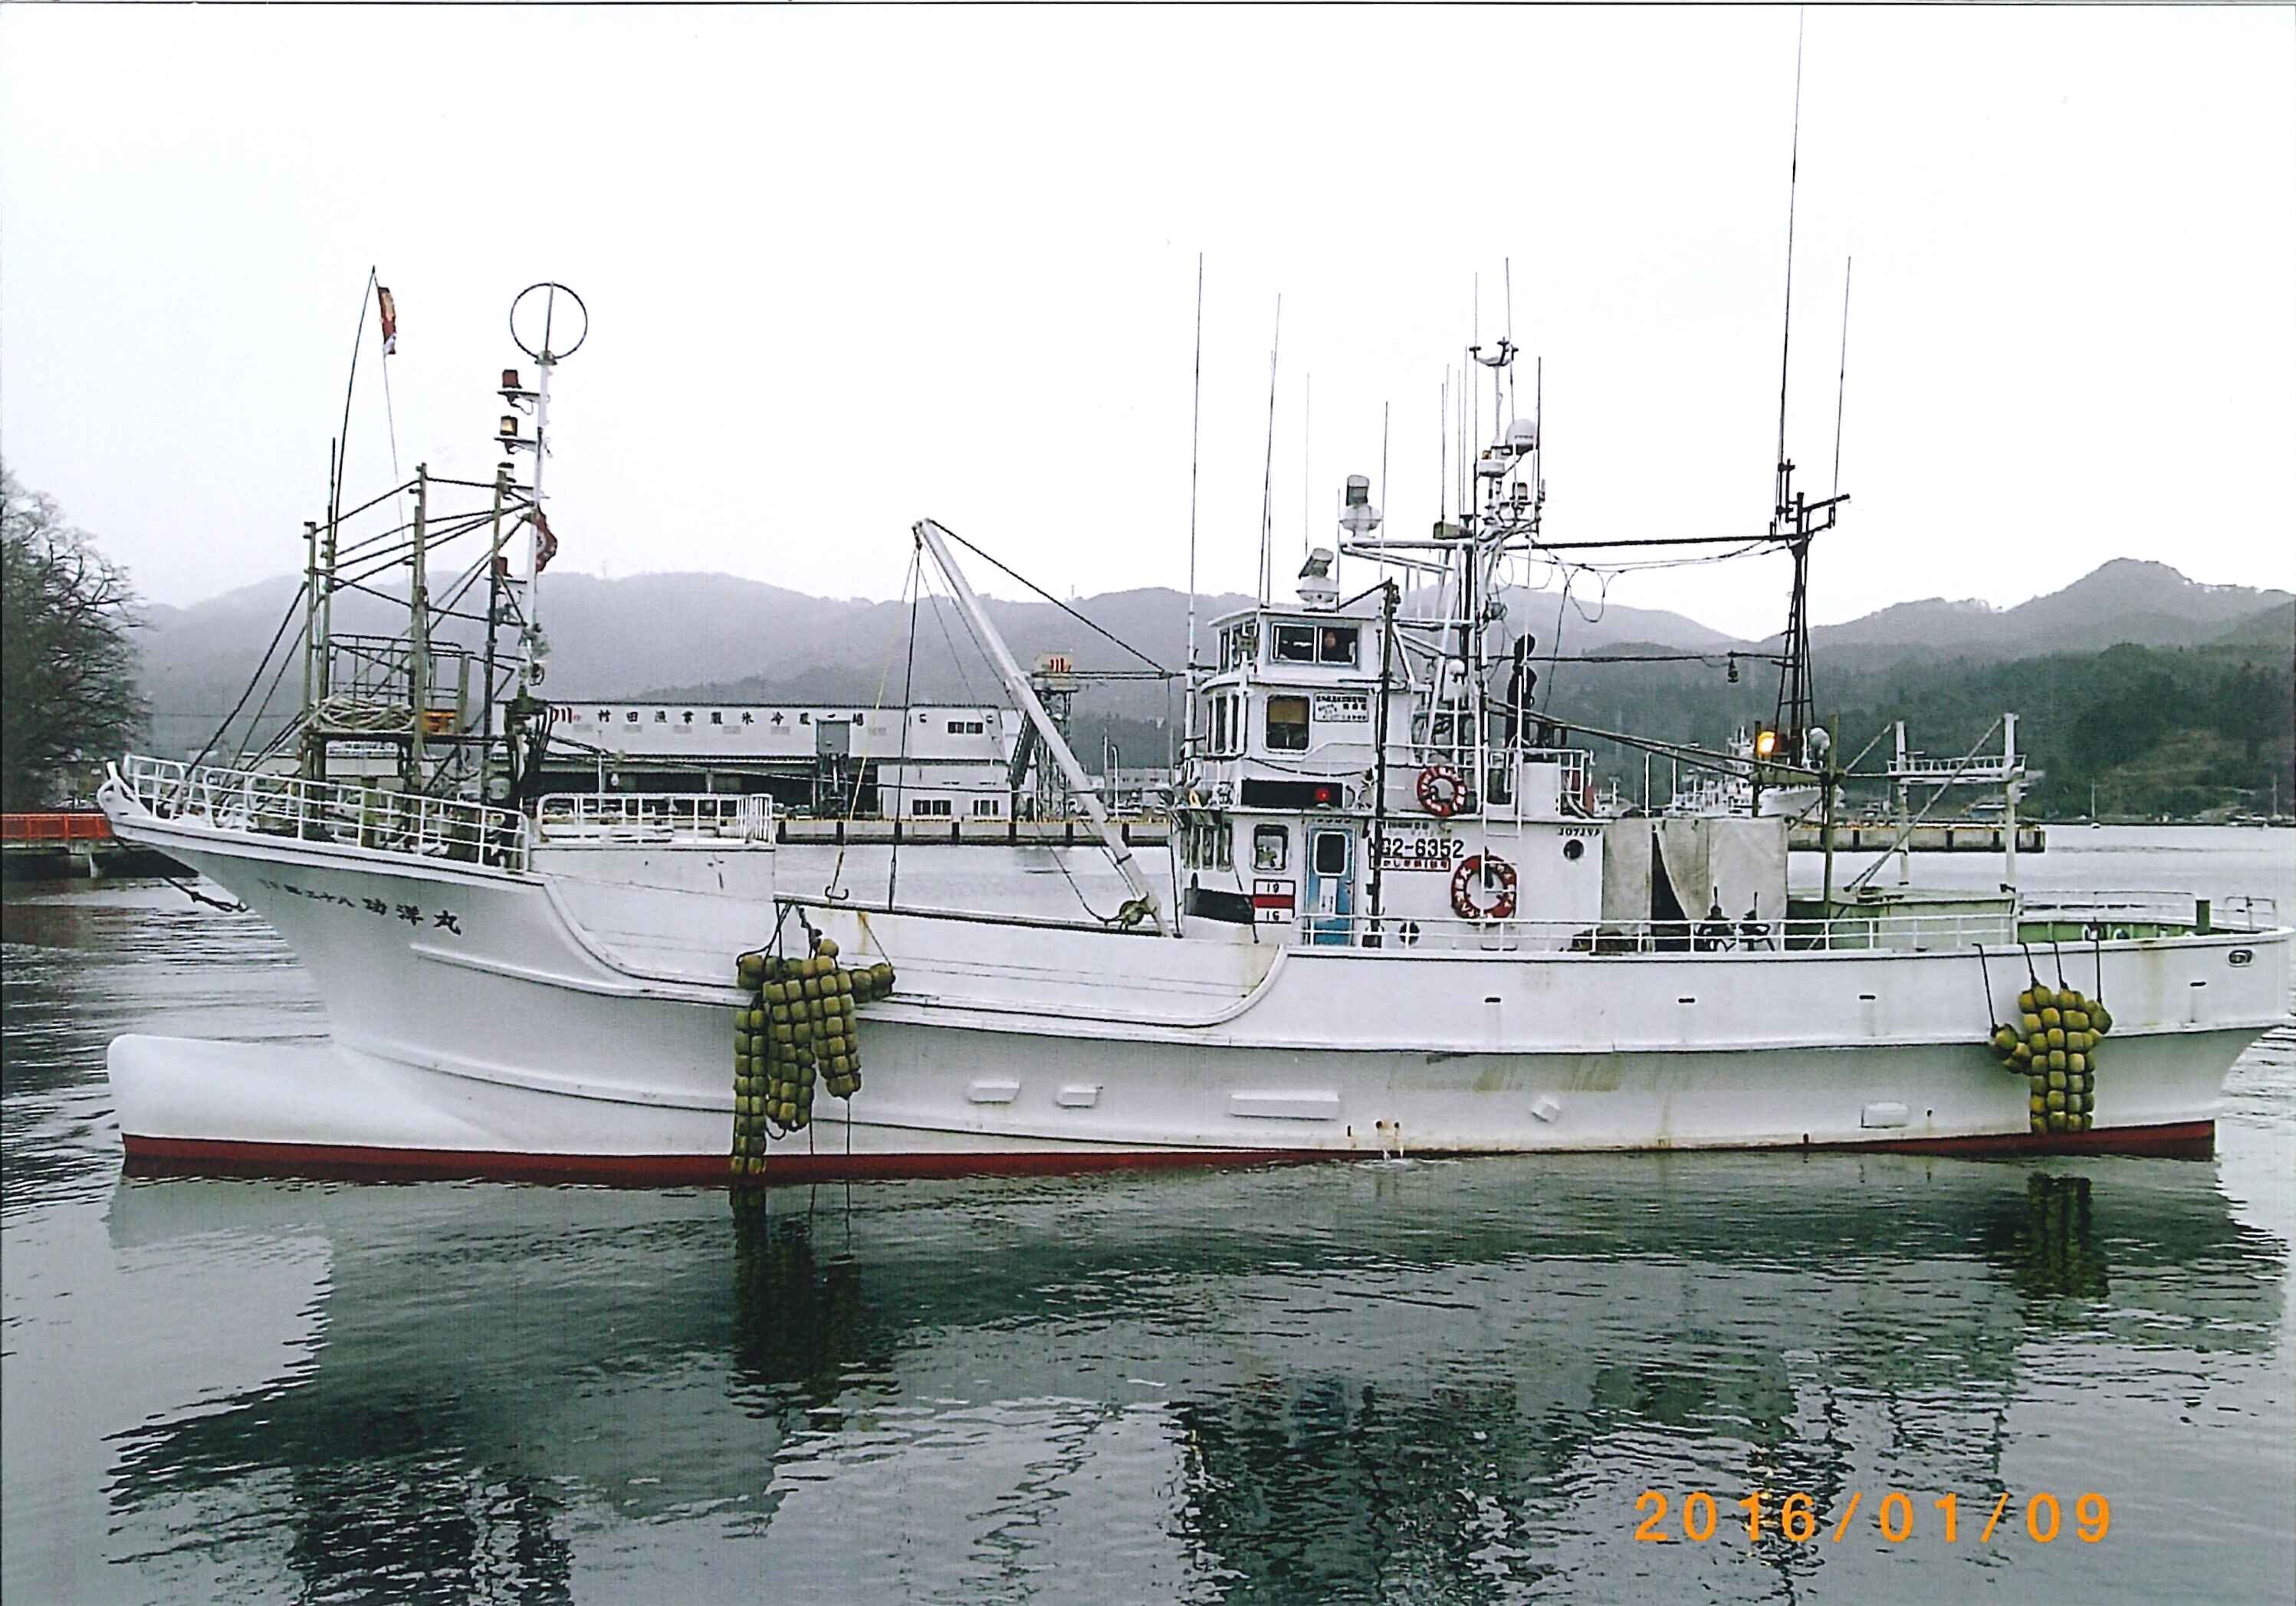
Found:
[1634,1489,2110,1546]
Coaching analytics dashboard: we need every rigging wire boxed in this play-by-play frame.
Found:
[887,546,924,910]
[186,580,310,773]
[919,567,984,708]
[823,549,921,902]
[228,619,310,768]
[918,551,1118,925]
[926,523,1172,675]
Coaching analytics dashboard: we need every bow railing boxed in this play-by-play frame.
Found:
[111,755,529,869]
[536,791,774,845]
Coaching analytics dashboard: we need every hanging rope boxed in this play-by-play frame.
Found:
[823,549,920,901]
[186,580,309,774]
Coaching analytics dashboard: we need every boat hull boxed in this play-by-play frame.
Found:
[98,804,2288,1181]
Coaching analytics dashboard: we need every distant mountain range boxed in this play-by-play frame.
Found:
[135,557,2290,758]
[1801,560,2291,661]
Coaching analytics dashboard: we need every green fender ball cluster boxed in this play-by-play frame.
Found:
[1994,984,2113,1136]
[728,938,896,1177]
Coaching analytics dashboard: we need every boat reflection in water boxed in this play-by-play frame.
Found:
[102,1154,2285,1603]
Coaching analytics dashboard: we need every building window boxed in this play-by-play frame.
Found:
[1266,695,1310,751]
[1317,626,1358,665]
[913,798,952,818]
[1273,625,1318,664]
[1253,824,1288,872]
[971,798,1001,817]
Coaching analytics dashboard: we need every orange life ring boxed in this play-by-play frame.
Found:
[1450,853,1518,921]
[1417,764,1468,817]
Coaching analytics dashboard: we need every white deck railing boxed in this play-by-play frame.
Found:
[2024,892,2279,935]
[115,755,530,869]
[1287,893,2278,955]
[535,791,774,846]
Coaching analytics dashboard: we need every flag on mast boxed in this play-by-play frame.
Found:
[377,286,398,355]
[532,509,559,574]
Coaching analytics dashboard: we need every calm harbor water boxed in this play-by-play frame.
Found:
[4,828,2291,1604]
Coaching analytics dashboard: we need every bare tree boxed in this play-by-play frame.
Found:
[2,466,147,810]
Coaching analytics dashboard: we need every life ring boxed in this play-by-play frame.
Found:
[1450,853,1518,921]
[1417,764,1468,817]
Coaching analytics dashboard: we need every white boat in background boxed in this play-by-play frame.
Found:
[98,284,2291,1182]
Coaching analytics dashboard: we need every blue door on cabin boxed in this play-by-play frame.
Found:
[1305,826,1355,944]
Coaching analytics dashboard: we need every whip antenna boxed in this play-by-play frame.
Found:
[1185,254,1204,754]
[1256,294,1282,604]
[1772,8,1805,524]
[1831,256,1852,500]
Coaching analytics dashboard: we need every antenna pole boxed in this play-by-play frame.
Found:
[526,328,553,681]
[1773,10,1805,524]
[407,464,430,792]
[1184,253,1204,760]
[1438,369,1448,523]
[1302,372,1312,563]
[481,463,507,803]
[1256,295,1281,606]
[1504,258,1516,426]
[330,269,375,545]
[1831,255,1853,500]
[1377,400,1390,590]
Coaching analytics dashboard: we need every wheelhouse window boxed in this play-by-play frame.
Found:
[1207,691,1247,757]
[1316,626,1358,665]
[1273,625,1318,664]
[1253,824,1289,872]
[1266,695,1310,752]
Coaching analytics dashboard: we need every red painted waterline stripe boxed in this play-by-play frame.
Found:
[120,1120,2216,1185]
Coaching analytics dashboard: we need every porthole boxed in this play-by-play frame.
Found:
[1562,837,1585,862]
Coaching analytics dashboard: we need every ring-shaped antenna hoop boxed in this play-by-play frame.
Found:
[511,282,588,363]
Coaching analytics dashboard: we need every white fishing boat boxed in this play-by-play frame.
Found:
[98,284,2291,1181]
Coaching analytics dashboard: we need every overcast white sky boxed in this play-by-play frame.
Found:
[3,5,2291,639]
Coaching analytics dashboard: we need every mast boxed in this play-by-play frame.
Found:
[1367,579,1398,924]
[406,465,430,790]
[504,282,586,698]
[1761,18,1842,778]
[912,519,1168,933]
[1184,255,1204,762]
[479,464,508,803]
